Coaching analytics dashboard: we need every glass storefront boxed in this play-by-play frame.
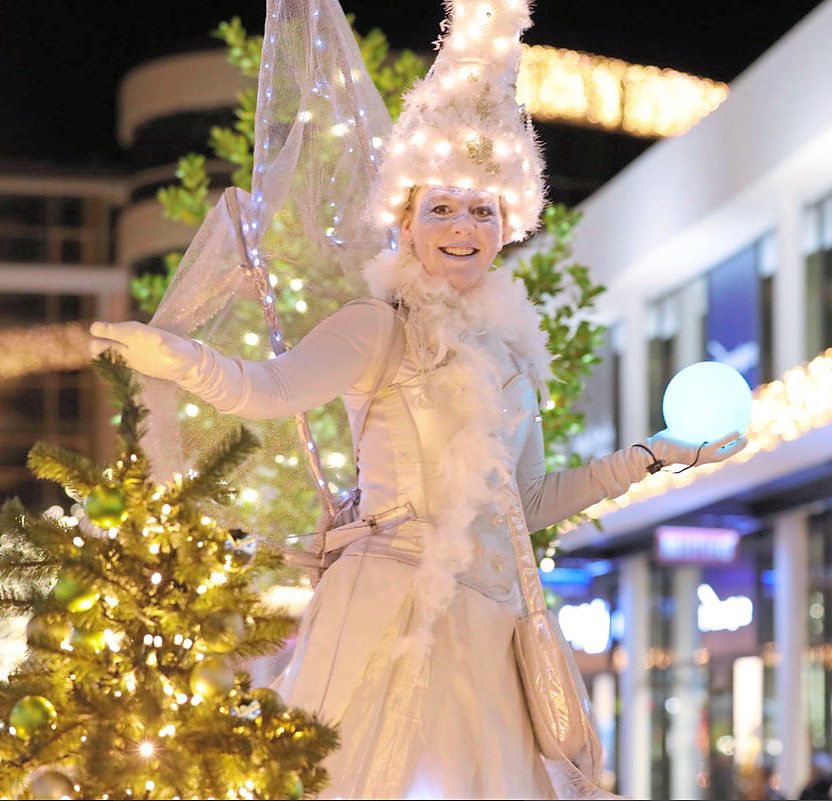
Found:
[807,510,832,754]
[543,561,621,792]
[559,525,786,800]
[804,191,832,360]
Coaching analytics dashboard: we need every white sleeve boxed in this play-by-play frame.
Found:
[177,299,395,420]
[515,416,651,533]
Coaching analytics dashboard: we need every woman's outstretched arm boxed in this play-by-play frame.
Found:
[89,298,396,420]
[515,416,746,533]
[515,420,651,534]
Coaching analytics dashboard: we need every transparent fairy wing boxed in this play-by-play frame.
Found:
[141,0,392,549]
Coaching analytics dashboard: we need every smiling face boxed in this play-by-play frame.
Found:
[400,185,504,291]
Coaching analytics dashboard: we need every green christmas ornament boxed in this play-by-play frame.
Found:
[251,687,284,718]
[30,769,76,800]
[285,771,304,800]
[52,575,99,613]
[26,614,71,648]
[201,609,245,653]
[9,695,57,739]
[189,655,235,698]
[69,627,106,654]
[85,485,128,528]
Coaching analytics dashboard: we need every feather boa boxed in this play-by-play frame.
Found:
[362,248,552,658]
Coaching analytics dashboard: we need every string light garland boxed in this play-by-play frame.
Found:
[0,322,90,381]
[517,44,729,137]
[563,348,832,529]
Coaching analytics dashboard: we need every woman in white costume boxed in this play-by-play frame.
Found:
[90,0,746,797]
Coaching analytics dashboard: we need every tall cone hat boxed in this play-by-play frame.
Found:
[369,0,546,242]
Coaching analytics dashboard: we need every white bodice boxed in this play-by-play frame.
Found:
[340,343,538,601]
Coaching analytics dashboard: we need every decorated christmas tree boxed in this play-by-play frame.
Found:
[0,353,337,800]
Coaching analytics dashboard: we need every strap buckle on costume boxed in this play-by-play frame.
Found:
[281,503,416,570]
[323,502,415,553]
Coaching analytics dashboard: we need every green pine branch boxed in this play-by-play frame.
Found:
[26,444,99,499]
[180,426,261,502]
[0,561,60,585]
[0,499,66,553]
[228,616,294,659]
[92,352,149,452]
[0,582,46,616]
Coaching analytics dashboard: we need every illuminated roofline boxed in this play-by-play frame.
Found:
[563,349,832,529]
[518,44,730,138]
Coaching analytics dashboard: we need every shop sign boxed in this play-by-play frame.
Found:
[655,525,739,564]
[558,598,611,654]
[697,583,754,632]
[700,562,759,655]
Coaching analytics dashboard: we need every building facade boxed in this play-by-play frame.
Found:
[524,1,832,797]
[117,48,247,282]
[0,48,243,515]
[0,167,128,511]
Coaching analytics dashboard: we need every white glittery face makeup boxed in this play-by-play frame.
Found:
[401,185,503,291]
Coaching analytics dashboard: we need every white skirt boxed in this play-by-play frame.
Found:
[272,553,557,800]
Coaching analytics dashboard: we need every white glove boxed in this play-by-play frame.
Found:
[89,321,200,383]
[641,429,748,473]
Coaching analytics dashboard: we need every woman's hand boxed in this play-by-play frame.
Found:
[644,429,748,471]
[89,321,200,382]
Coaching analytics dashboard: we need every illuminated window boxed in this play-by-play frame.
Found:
[705,236,776,389]
[0,194,114,266]
[647,235,776,433]
[571,323,623,458]
[807,511,832,753]
[804,191,832,360]
[646,279,706,434]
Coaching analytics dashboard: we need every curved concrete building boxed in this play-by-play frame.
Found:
[116,48,250,273]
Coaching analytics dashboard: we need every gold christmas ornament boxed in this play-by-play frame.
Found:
[9,695,57,740]
[251,687,284,718]
[26,614,71,648]
[285,771,304,800]
[29,769,77,800]
[189,655,235,698]
[69,627,106,654]
[201,609,245,653]
[51,576,100,613]
[85,485,129,529]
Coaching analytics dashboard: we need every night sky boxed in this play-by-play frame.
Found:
[0,0,826,165]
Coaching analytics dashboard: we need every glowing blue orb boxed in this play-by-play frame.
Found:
[662,361,752,443]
